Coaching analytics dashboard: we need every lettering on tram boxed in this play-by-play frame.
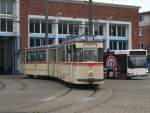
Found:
[20,38,104,87]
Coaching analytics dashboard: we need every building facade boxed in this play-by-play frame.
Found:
[139,11,150,52]
[0,0,140,74]
[20,0,140,50]
[0,0,20,74]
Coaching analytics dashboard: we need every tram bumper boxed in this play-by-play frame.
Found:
[77,78,104,83]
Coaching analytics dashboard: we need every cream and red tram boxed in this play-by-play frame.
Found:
[20,39,104,86]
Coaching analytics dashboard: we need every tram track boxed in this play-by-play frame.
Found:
[72,84,116,113]
[5,88,72,112]
[44,89,97,113]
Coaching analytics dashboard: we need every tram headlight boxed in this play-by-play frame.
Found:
[88,71,94,77]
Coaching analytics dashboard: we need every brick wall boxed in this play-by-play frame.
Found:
[20,0,139,49]
[139,25,150,50]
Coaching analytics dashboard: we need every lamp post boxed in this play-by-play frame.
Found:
[88,0,93,36]
[45,0,49,45]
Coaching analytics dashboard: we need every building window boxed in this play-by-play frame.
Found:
[59,38,64,43]
[48,22,52,33]
[139,15,144,22]
[7,0,13,14]
[30,20,34,33]
[0,18,13,32]
[49,39,54,44]
[94,24,103,36]
[58,21,79,35]
[1,18,6,32]
[58,22,67,34]
[41,21,45,33]
[35,38,41,46]
[123,41,128,50]
[118,25,126,37]
[109,24,116,36]
[110,40,117,50]
[0,0,13,14]
[7,19,13,32]
[29,19,53,34]
[0,0,6,14]
[30,38,35,47]
[35,20,40,33]
[85,23,89,35]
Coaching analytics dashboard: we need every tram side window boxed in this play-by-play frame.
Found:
[26,51,46,62]
[76,48,83,62]
[84,49,98,62]
[21,52,25,62]
[49,49,56,61]
[98,48,103,62]
[62,47,65,61]
[58,48,62,61]
[73,44,77,62]
[66,45,72,62]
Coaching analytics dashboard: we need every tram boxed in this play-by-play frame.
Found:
[104,49,148,79]
[20,38,104,86]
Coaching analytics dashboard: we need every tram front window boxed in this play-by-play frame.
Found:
[128,56,147,68]
[84,49,98,62]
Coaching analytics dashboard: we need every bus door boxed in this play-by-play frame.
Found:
[116,54,127,79]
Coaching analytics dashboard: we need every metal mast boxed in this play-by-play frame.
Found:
[45,0,49,45]
[88,0,93,36]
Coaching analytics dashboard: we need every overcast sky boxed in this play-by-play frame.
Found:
[81,0,150,12]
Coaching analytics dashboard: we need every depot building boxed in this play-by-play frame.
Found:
[0,0,140,74]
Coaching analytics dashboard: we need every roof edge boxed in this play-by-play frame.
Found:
[49,0,140,9]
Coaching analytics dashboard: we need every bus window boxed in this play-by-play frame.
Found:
[128,56,146,68]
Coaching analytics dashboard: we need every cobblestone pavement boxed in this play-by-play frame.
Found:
[0,75,150,113]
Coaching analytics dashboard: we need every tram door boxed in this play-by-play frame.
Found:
[0,48,4,74]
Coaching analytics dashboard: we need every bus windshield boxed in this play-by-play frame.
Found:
[83,49,98,62]
[128,56,147,68]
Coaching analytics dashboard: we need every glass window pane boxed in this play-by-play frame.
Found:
[35,20,40,33]
[122,26,126,37]
[1,18,6,32]
[113,41,117,50]
[119,42,122,50]
[7,19,13,32]
[35,39,41,46]
[94,24,99,35]
[7,0,13,14]
[30,20,34,33]
[58,23,63,34]
[99,25,103,36]
[49,39,54,44]
[74,23,79,34]
[69,23,73,34]
[30,39,34,47]
[41,21,45,33]
[63,23,67,34]
[48,23,52,33]
[1,0,6,14]
[118,26,122,36]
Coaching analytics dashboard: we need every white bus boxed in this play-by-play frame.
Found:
[104,49,148,79]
